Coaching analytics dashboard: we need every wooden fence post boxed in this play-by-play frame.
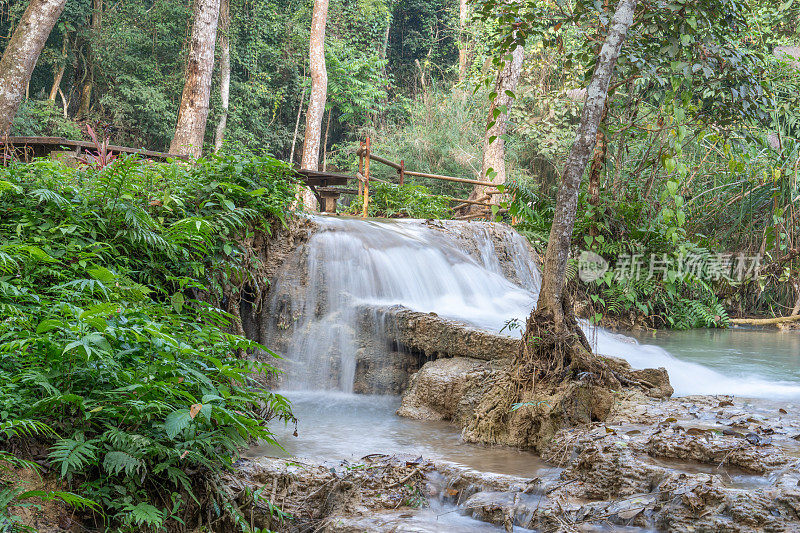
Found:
[362,137,371,218]
[398,159,404,186]
[358,141,364,198]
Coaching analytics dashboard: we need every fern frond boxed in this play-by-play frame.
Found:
[49,436,99,477]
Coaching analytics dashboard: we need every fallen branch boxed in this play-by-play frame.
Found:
[730,315,800,326]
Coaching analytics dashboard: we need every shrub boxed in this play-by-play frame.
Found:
[0,152,298,530]
[348,182,451,219]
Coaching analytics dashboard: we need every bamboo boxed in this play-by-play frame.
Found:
[403,170,500,187]
[356,148,401,170]
[362,137,371,218]
[449,195,492,210]
[355,149,500,187]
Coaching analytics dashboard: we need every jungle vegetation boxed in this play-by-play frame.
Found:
[1,0,800,528]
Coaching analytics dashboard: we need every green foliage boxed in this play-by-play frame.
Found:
[348,182,450,219]
[10,100,83,139]
[0,152,297,530]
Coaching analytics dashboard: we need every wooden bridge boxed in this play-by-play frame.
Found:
[1,136,505,219]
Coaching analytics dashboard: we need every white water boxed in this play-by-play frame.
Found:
[267,216,800,400]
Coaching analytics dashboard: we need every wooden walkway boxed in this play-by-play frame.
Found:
[1,136,188,161]
[1,136,507,219]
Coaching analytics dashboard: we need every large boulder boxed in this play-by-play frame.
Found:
[396,357,494,423]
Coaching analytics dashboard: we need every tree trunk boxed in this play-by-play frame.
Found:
[322,108,331,171]
[0,0,67,135]
[299,0,329,211]
[587,106,608,236]
[462,0,638,451]
[77,0,101,118]
[48,37,68,102]
[78,71,93,117]
[467,43,524,210]
[290,83,307,165]
[48,63,66,102]
[458,0,469,82]
[170,0,222,158]
[213,0,230,153]
[536,0,637,330]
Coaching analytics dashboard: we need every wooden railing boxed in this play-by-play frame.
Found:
[353,137,505,219]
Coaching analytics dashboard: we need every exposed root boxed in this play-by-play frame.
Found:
[463,297,623,451]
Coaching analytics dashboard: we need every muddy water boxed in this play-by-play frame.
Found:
[247,391,555,478]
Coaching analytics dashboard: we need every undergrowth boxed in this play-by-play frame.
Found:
[348,182,451,219]
[0,151,297,531]
[506,179,730,329]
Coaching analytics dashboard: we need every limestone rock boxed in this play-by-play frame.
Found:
[396,357,491,423]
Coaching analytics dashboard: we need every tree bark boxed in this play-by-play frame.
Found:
[213,0,230,153]
[468,43,524,209]
[299,0,329,211]
[170,0,222,158]
[587,106,608,236]
[0,0,67,135]
[536,0,637,329]
[48,63,66,102]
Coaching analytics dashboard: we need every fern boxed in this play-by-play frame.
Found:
[122,502,164,528]
[103,451,143,477]
[49,436,99,477]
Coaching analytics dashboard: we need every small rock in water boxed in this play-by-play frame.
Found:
[722,428,743,438]
[745,432,772,446]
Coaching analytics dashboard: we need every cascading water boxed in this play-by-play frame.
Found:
[264,215,800,400]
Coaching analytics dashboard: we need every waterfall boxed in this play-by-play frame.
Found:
[264,216,800,400]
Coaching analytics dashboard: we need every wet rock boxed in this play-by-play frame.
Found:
[397,357,492,423]
[222,455,432,532]
[648,431,789,474]
[627,367,674,399]
[362,305,520,362]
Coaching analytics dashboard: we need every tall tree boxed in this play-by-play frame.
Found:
[213,0,230,152]
[536,0,636,331]
[0,0,66,135]
[458,0,469,82]
[463,0,638,449]
[299,0,330,211]
[467,43,524,209]
[170,0,222,157]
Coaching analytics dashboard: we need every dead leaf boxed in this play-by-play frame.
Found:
[779,408,788,414]
[189,403,203,419]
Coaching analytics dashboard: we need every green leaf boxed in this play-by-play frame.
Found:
[171,292,185,313]
[165,409,194,439]
[126,503,164,527]
[87,265,117,284]
[36,319,62,334]
[103,451,142,476]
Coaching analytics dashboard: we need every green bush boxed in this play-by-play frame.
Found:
[348,182,451,219]
[10,99,84,139]
[0,152,297,530]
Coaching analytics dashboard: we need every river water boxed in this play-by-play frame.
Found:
[253,217,800,532]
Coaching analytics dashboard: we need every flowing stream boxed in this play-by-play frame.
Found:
[265,215,800,399]
[255,216,800,531]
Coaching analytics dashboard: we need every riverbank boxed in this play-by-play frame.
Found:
[231,391,800,532]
